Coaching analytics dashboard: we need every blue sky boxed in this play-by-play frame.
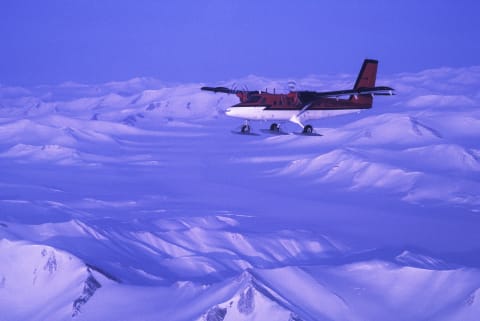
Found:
[1,0,479,85]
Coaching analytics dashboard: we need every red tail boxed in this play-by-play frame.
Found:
[349,59,378,105]
[354,59,378,89]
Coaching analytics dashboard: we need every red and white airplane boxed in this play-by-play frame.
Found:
[201,59,394,134]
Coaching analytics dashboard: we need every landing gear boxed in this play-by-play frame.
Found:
[241,120,251,134]
[260,123,287,135]
[241,124,250,133]
[303,125,313,134]
[231,120,259,135]
[270,123,280,132]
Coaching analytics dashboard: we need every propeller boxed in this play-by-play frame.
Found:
[287,80,297,92]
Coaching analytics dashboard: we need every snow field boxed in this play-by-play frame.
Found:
[0,65,480,320]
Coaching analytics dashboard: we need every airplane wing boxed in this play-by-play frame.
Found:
[297,86,395,103]
[201,86,260,95]
[201,86,238,94]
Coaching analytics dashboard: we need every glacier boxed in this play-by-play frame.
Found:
[0,66,480,320]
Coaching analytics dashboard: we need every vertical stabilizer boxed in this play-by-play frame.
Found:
[354,59,378,89]
[349,59,378,105]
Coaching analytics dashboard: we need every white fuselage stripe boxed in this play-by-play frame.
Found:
[225,106,359,121]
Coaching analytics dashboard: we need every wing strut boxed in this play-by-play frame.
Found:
[289,103,312,128]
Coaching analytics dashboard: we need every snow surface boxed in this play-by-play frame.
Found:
[1,67,480,320]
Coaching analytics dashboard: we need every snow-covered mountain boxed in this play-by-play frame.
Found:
[0,239,104,320]
[1,66,480,320]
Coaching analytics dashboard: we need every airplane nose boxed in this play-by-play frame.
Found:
[225,108,232,115]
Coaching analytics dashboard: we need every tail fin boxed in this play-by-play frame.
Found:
[354,59,378,89]
[349,59,378,105]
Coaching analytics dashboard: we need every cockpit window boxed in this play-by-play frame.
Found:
[246,95,261,103]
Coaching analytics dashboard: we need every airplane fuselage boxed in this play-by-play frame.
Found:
[225,92,372,122]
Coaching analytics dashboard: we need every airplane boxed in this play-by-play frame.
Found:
[201,59,394,134]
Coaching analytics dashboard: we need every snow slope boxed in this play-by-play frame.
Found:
[0,239,104,320]
[1,65,480,320]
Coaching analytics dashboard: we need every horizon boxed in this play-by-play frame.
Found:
[2,62,480,89]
